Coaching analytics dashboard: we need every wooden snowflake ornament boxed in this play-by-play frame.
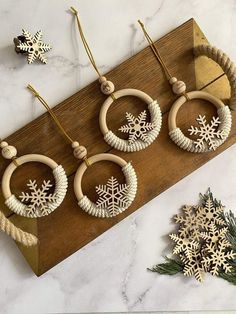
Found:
[74,153,137,218]
[99,88,162,152]
[168,91,232,153]
[96,177,130,217]
[14,29,52,64]
[119,110,156,145]
[19,180,57,216]
[188,115,227,151]
[1,141,68,218]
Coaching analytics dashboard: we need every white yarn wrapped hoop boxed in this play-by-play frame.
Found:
[194,44,236,111]
[99,89,162,152]
[168,91,232,153]
[2,154,68,218]
[74,153,137,218]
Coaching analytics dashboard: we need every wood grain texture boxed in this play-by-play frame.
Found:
[1,19,234,275]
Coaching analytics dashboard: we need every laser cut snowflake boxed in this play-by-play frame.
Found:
[19,180,57,215]
[200,223,229,245]
[202,239,236,276]
[197,197,226,227]
[181,249,206,282]
[174,205,205,241]
[119,110,155,145]
[188,115,226,151]
[169,233,199,260]
[96,176,130,217]
[17,29,52,64]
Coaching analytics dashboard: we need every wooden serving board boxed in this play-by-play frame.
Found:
[1,19,234,276]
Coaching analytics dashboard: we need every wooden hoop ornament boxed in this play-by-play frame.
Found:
[168,91,232,153]
[99,88,162,152]
[74,153,137,218]
[70,8,162,153]
[138,21,233,153]
[2,154,68,218]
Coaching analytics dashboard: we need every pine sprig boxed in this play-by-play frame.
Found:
[148,257,184,275]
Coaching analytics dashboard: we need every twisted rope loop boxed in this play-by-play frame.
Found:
[194,44,236,111]
[0,211,38,246]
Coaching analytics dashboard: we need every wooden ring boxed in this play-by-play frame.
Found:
[168,91,225,131]
[74,153,137,218]
[168,91,232,153]
[2,154,68,218]
[99,88,162,152]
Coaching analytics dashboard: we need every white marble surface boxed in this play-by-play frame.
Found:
[1,0,236,313]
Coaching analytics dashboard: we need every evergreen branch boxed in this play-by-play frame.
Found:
[148,257,184,275]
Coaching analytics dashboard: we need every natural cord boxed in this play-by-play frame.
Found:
[138,20,172,80]
[27,85,74,144]
[70,7,102,79]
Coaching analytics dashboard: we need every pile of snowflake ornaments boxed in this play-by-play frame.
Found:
[151,190,236,284]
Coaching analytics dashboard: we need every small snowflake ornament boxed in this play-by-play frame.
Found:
[181,249,206,282]
[197,197,226,227]
[19,179,57,216]
[174,205,205,241]
[200,223,229,245]
[202,239,236,276]
[119,110,156,145]
[96,176,130,217]
[188,115,226,151]
[15,29,52,64]
[169,233,199,259]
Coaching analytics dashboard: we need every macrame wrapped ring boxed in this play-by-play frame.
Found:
[168,91,232,153]
[99,89,162,152]
[74,153,137,218]
[2,154,68,218]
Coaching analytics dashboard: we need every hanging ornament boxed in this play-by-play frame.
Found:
[1,142,68,218]
[70,7,162,153]
[138,21,235,153]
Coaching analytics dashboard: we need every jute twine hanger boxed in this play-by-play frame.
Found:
[138,20,190,101]
[70,6,116,100]
[69,7,162,153]
[27,84,90,167]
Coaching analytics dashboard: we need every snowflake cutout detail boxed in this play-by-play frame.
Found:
[169,233,199,260]
[181,249,206,282]
[197,197,226,227]
[19,180,57,215]
[188,115,226,151]
[174,205,205,241]
[17,29,52,64]
[119,111,155,145]
[96,176,130,217]
[202,239,236,276]
[200,223,229,245]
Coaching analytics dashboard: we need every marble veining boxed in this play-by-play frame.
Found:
[1,0,236,313]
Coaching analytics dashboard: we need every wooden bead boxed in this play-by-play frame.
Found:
[169,77,177,85]
[172,81,186,95]
[0,141,8,149]
[2,145,17,159]
[71,141,79,149]
[100,81,115,95]
[99,76,107,83]
[73,146,87,160]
